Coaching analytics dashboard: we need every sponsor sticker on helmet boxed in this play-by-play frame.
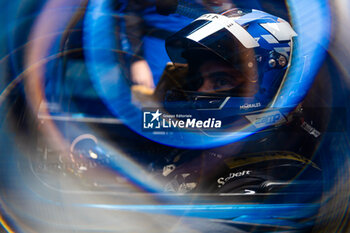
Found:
[245,110,286,129]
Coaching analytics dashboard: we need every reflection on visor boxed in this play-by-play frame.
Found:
[188,14,259,48]
[164,89,230,109]
[166,13,258,66]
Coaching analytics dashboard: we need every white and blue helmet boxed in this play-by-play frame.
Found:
[164,9,297,112]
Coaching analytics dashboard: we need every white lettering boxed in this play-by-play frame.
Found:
[186,119,196,127]
[217,170,252,187]
[215,121,222,128]
[240,102,261,110]
[203,119,211,128]
[178,121,184,128]
[196,120,203,128]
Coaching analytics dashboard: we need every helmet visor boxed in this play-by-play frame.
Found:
[165,14,260,96]
[165,13,259,67]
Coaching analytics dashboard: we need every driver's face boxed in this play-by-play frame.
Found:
[196,59,245,93]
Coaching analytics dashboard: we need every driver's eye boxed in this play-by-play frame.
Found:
[210,72,235,90]
[215,77,230,87]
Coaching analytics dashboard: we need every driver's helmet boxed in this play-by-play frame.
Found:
[160,9,297,113]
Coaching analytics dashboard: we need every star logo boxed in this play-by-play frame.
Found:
[151,109,162,122]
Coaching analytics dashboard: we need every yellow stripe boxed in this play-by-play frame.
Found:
[224,151,320,170]
[0,214,15,233]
